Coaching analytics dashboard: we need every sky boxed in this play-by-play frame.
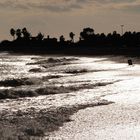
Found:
[1,0,140,40]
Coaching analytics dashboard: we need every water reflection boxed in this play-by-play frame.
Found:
[0,54,139,112]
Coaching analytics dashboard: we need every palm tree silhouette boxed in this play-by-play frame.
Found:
[10,28,16,40]
[36,32,44,40]
[69,32,75,42]
[16,29,22,39]
[80,27,94,40]
[60,35,65,42]
[22,28,31,40]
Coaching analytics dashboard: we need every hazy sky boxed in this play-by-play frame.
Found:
[1,0,140,40]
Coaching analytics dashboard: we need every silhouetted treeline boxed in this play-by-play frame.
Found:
[1,27,140,55]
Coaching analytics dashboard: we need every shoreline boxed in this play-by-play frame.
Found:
[48,92,140,140]
[1,45,140,56]
[0,97,113,139]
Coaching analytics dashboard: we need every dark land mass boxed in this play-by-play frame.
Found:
[1,27,140,56]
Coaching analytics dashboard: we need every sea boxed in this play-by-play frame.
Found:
[0,52,139,111]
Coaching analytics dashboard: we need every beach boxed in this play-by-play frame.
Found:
[0,53,140,139]
[49,89,140,140]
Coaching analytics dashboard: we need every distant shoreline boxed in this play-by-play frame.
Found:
[0,45,140,56]
[1,27,140,56]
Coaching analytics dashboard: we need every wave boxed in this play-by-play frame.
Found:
[0,78,37,87]
[29,68,44,73]
[42,75,63,80]
[0,75,63,88]
[0,80,120,100]
[27,57,79,65]
[65,69,88,74]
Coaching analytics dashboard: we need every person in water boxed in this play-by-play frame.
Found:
[128,59,133,65]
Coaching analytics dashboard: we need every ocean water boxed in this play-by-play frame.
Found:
[0,52,139,113]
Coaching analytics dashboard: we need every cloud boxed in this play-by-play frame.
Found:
[27,1,82,12]
[0,0,83,12]
[0,0,140,13]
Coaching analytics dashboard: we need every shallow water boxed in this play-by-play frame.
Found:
[0,53,140,102]
[0,53,139,113]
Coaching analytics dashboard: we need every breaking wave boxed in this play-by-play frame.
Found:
[0,78,39,87]
[0,75,63,88]
[27,57,79,65]
[0,80,120,99]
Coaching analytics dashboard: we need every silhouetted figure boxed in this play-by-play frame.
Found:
[47,35,50,39]
[10,28,16,40]
[128,59,133,65]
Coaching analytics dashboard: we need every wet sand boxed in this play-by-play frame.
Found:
[49,89,140,140]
